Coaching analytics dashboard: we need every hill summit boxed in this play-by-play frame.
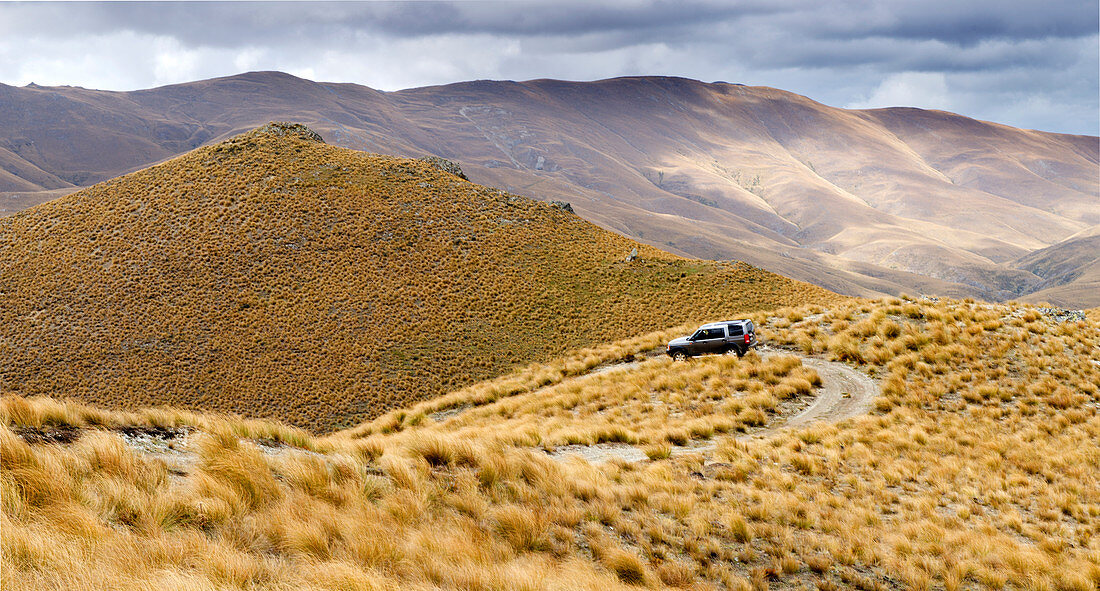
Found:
[0,123,839,432]
[250,121,326,143]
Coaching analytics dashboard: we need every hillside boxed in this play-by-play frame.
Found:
[2,72,1097,305]
[0,123,839,433]
[1016,226,1100,307]
[4,296,1097,590]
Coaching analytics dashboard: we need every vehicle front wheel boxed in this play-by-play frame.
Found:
[671,350,689,361]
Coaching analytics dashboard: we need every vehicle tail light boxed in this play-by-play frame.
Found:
[744,333,751,344]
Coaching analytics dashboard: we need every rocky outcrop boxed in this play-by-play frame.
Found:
[418,156,467,180]
[550,201,575,214]
[253,122,325,143]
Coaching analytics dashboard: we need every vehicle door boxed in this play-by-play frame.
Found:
[726,323,744,349]
[694,328,726,354]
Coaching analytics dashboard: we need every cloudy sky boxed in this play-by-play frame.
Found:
[2,1,1097,135]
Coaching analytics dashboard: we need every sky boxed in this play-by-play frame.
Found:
[2,1,1097,135]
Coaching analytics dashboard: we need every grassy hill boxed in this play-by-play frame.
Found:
[3,296,1097,590]
[0,123,839,433]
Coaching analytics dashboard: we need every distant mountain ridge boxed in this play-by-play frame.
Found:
[2,71,1097,306]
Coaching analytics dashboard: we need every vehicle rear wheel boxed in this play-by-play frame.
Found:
[735,347,746,358]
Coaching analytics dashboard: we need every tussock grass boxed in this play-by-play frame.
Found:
[351,352,820,452]
[338,325,697,439]
[3,297,1099,589]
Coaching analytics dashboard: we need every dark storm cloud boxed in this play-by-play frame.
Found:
[92,0,1095,44]
[6,1,1092,65]
[78,1,776,41]
[838,0,1099,43]
[1,1,1096,135]
[732,31,1087,72]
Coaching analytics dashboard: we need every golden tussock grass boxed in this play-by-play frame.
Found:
[344,346,821,452]
[7,297,1096,589]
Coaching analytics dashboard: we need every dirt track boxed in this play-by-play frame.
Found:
[552,347,879,464]
[749,347,877,436]
[15,348,878,470]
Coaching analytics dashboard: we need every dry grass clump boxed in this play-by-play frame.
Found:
[4,296,1098,590]
[597,546,652,585]
[0,123,840,434]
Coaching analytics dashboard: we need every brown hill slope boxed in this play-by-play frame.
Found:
[3,296,1098,590]
[2,72,1096,304]
[0,123,839,433]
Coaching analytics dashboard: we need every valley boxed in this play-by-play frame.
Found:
[0,105,1095,591]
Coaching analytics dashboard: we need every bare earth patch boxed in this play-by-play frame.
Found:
[749,347,876,435]
[547,442,651,464]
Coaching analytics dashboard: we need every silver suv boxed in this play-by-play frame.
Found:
[666,320,757,360]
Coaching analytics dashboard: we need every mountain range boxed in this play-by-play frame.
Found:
[2,71,1096,306]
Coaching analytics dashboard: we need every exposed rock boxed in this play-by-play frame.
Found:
[1006,307,1086,323]
[1036,307,1086,323]
[419,156,468,180]
[626,247,639,262]
[253,122,325,143]
[550,200,575,214]
[12,425,82,444]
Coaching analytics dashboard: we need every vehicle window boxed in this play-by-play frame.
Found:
[746,321,754,332]
[701,328,723,339]
[692,330,706,340]
[727,324,743,336]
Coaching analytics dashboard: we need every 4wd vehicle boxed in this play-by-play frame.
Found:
[666,320,757,360]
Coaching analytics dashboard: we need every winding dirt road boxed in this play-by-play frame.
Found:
[750,347,877,436]
[551,347,879,464]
